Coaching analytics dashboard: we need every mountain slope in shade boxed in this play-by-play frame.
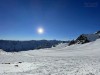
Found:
[0,40,67,52]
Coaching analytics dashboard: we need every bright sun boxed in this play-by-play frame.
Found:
[37,27,44,34]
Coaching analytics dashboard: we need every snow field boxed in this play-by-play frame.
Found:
[0,39,100,75]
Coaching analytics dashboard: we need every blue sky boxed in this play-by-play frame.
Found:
[0,0,100,40]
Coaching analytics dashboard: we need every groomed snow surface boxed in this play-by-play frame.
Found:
[0,39,100,75]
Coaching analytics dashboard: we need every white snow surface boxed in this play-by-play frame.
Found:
[0,39,100,75]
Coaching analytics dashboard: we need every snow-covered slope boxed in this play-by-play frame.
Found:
[83,34,100,41]
[82,31,100,42]
[95,31,100,36]
[0,39,100,75]
[19,39,100,56]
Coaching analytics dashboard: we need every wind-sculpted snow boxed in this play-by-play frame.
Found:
[0,39,100,75]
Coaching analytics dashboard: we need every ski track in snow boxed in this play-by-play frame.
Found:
[0,39,100,75]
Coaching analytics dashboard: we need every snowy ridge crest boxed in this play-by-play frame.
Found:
[69,31,100,45]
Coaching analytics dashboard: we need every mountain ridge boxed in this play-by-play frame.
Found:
[68,31,100,45]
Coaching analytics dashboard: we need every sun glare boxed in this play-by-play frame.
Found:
[37,27,44,34]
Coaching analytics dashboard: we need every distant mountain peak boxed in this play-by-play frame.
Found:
[94,31,100,35]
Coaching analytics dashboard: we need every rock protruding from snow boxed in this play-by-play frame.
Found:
[69,31,100,45]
